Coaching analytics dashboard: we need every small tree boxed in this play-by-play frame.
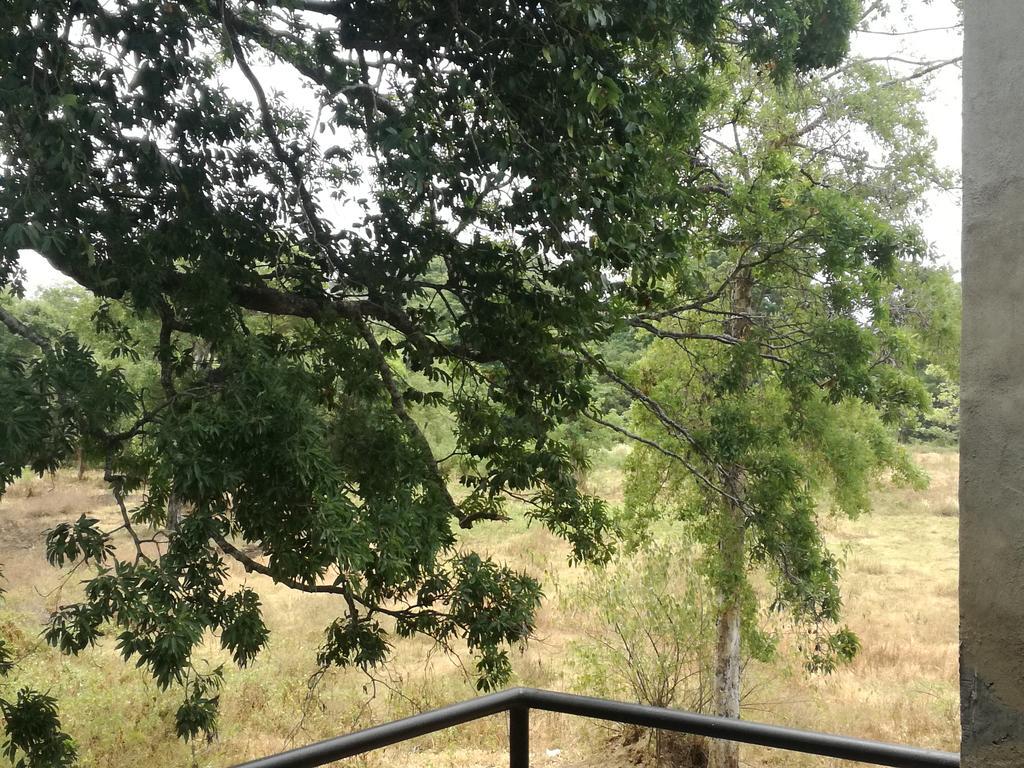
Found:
[905,363,959,445]
[572,540,715,711]
[602,24,955,768]
[892,264,961,445]
[571,538,717,765]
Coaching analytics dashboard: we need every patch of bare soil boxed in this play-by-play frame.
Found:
[561,730,707,768]
[0,474,117,551]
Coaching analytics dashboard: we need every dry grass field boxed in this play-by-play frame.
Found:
[0,448,959,767]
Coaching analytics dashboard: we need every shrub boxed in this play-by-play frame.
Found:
[568,541,715,764]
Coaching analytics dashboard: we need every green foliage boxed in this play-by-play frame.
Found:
[0,574,76,768]
[891,264,961,377]
[0,330,136,487]
[906,364,960,445]
[892,264,961,445]
[625,360,920,666]
[44,517,114,568]
[0,690,76,768]
[570,539,716,711]
[558,327,653,459]
[0,0,860,753]
[174,669,223,742]
[615,32,952,685]
[734,0,860,77]
[810,626,860,674]
[1,288,160,395]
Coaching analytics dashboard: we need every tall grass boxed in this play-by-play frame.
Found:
[0,452,959,767]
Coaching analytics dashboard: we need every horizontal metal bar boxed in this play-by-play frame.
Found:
[231,687,960,768]
[519,689,960,768]
[231,688,520,768]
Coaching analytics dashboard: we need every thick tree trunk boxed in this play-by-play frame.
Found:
[76,445,85,481]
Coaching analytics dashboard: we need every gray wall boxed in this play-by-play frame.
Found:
[961,2,1024,765]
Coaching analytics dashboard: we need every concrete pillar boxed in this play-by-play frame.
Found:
[960,3,1024,766]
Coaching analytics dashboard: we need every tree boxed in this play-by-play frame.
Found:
[571,538,716,762]
[0,0,859,757]
[606,24,955,768]
[894,263,961,445]
[1,287,163,478]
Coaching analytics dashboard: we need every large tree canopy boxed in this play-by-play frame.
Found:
[0,0,858,756]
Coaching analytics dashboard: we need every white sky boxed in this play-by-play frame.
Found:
[18,0,964,295]
[851,0,963,273]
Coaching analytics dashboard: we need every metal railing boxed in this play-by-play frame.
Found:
[232,687,960,768]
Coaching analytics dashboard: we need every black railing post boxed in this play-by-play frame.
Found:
[509,704,529,768]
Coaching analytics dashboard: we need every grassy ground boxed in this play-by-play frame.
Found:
[0,447,959,767]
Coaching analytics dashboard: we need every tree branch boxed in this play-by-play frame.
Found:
[582,351,703,455]
[0,304,51,350]
[627,318,791,366]
[583,412,744,509]
[215,533,348,596]
[352,317,465,524]
[857,24,962,36]
[221,6,340,274]
[214,533,436,621]
[224,9,402,120]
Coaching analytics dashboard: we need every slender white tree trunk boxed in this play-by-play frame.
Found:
[711,270,753,768]
[167,493,185,532]
[711,499,744,768]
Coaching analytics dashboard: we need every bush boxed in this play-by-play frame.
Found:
[905,365,959,446]
[568,541,714,764]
